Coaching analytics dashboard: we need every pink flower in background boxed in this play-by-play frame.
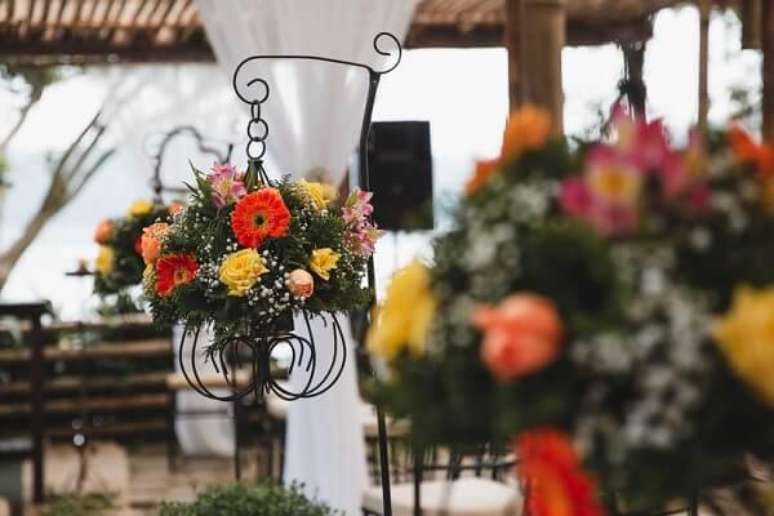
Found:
[560,146,643,237]
[343,188,381,257]
[208,163,247,208]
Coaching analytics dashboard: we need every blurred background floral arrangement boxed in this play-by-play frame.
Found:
[368,106,774,513]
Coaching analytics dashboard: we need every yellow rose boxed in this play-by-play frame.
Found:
[309,248,340,281]
[128,199,153,217]
[713,285,774,406]
[219,249,268,297]
[298,180,335,210]
[95,246,115,276]
[367,261,436,362]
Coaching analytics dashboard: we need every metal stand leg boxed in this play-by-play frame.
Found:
[375,403,392,516]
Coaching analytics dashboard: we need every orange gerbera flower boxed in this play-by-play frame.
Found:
[466,159,500,195]
[230,188,291,248]
[516,428,605,516]
[155,254,198,297]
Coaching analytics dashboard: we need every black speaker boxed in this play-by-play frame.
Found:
[367,121,433,231]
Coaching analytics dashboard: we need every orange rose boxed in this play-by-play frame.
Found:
[472,294,563,382]
[93,220,113,245]
[287,269,314,299]
[140,222,170,265]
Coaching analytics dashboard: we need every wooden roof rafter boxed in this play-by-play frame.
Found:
[0,0,692,66]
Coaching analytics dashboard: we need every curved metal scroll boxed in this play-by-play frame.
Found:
[178,311,347,402]
[144,126,234,204]
[232,32,402,161]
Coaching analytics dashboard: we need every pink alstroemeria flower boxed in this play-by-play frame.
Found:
[208,163,247,208]
[343,188,375,224]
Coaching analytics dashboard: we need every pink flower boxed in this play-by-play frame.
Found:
[343,188,374,224]
[559,146,642,237]
[343,188,381,257]
[208,163,247,208]
[559,178,591,218]
[346,224,382,257]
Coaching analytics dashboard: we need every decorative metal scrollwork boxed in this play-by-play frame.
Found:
[177,32,401,405]
[179,311,347,401]
[143,125,234,204]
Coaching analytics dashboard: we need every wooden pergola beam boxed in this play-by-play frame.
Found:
[521,0,565,133]
[505,0,523,110]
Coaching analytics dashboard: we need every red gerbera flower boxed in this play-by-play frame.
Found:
[230,188,291,248]
[516,428,605,516]
[155,254,198,297]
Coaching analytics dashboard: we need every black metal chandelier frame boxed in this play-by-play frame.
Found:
[172,31,401,515]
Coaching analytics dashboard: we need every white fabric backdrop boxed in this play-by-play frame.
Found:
[194,2,418,513]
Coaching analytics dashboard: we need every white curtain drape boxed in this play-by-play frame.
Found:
[195,2,418,513]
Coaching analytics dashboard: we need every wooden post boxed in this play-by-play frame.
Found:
[742,0,763,49]
[521,0,566,134]
[698,0,711,131]
[763,0,774,140]
[505,0,523,111]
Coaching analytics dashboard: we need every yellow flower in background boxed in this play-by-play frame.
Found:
[501,105,552,162]
[128,199,153,217]
[298,180,336,210]
[219,249,268,297]
[367,261,436,362]
[309,248,340,281]
[95,246,115,276]
[713,285,774,406]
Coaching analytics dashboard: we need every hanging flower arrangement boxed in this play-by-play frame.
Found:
[144,162,378,347]
[93,200,175,296]
[367,107,774,512]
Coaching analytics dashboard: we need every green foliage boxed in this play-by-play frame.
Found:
[159,482,338,516]
[41,493,114,516]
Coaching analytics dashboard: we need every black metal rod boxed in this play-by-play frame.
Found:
[29,313,45,504]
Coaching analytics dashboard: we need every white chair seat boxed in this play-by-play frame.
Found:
[363,477,522,516]
[265,388,409,437]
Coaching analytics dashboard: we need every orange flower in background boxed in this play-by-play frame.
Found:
[501,105,552,162]
[472,294,563,382]
[728,125,774,179]
[155,254,198,297]
[516,428,605,516]
[728,125,761,165]
[168,201,185,216]
[133,235,143,255]
[140,222,170,265]
[465,159,500,195]
[93,220,113,245]
[230,188,291,248]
